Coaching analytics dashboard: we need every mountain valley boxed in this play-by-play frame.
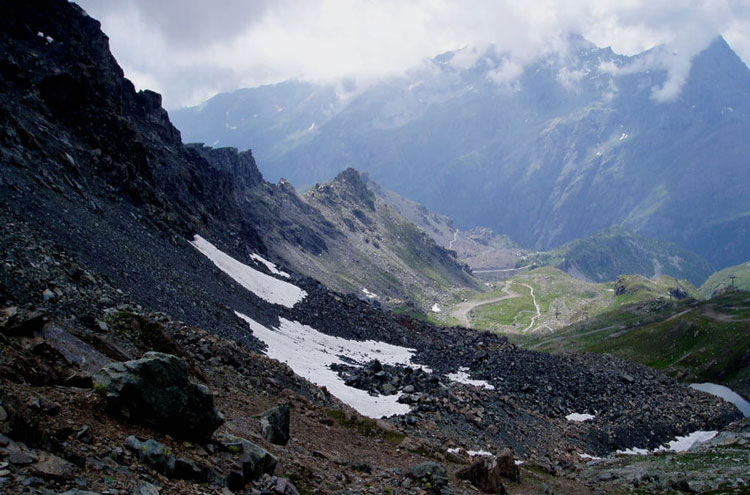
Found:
[174,35,750,271]
[0,2,749,495]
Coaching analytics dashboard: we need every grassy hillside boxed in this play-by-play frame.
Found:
[613,274,700,306]
[526,291,750,399]
[701,261,750,297]
[521,227,714,286]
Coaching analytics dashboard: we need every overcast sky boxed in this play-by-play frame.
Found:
[76,0,750,110]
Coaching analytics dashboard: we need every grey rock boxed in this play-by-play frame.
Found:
[30,452,77,480]
[125,436,174,475]
[9,450,35,465]
[495,448,520,482]
[93,352,224,442]
[39,322,111,375]
[407,461,452,495]
[0,405,7,421]
[238,440,278,482]
[620,373,635,384]
[43,289,56,302]
[132,482,159,495]
[58,491,102,495]
[75,425,92,444]
[260,405,290,446]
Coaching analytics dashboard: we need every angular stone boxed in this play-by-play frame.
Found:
[132,482,159,495]
[261,405,290,446]
[93,352,224,442]
[238,441,277,482]
[407,461,452,495]
[30,452,76,480]
[39,322,111,375]
[9,450,35,465]
[495,448,520,482]
[456,457,509,494]
[125,436,174,475]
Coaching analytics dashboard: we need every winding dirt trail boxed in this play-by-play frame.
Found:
[520,283,541,333]
[450,283,519,328]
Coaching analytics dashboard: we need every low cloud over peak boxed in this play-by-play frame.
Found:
[77,0,750,109]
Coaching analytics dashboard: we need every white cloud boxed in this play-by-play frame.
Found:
[75,0,750,109]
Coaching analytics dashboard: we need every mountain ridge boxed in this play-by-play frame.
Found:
[173,35,750,270]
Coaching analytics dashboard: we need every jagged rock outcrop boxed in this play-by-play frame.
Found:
[93,352,224,442]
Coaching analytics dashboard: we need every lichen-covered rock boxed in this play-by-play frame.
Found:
[261,405,290,445]
[406,461,452,495]
[223,433,278,483]
[93,352,223,442]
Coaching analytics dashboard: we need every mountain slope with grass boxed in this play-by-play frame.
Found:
[528,292,750,399]
[701,261,750,297]
[522,227,713,286]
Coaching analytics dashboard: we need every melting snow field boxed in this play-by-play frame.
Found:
[190,235,306,308]
[235,312,431,418]
[361,288,378,299]
[566,413,595,422]
[616,430,718,455]
[249,253,290,278]
[447,367,495,390]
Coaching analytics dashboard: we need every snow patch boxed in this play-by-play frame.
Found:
[616,430,718,455]
[235,312,430,418]
[447,367,495,390]
[408,80,424,91]
[579,453,601,460]
[467,450,494,457]
[190,235,305,308]
[566,413,595,422]
[249,253,290,278]
[431,303,442,313]
[361,288,378,299]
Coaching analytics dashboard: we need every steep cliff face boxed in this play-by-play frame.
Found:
[0,0,266,252]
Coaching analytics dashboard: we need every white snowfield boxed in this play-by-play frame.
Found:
[566,412,595,422]
[190,235,306,308]
[447,367,495,390]
[616,430,718,455]
[235,311,432,418]
[250,253,290,278]
[431,303,442,313]
[361,288,378,299]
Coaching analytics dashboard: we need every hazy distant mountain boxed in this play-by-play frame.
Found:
[172,36,750,270]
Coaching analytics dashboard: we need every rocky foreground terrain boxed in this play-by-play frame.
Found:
[0,1,747,494]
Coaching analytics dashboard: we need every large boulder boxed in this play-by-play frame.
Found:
[93,352,224,442]
[406,461,452,495]
[456,457,509,494]
[260,405,290,445]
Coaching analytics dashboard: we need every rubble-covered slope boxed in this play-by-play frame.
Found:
[0,1,745,494]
